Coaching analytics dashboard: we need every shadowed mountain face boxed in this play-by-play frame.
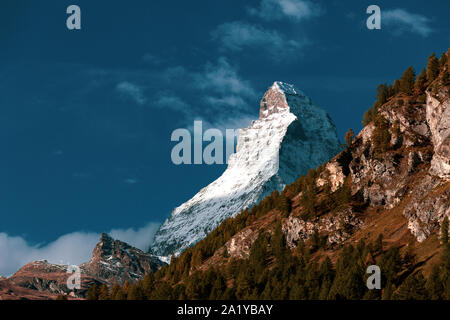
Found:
[151,82,341,258]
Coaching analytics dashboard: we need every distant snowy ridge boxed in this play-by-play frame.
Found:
[151,82,341,257]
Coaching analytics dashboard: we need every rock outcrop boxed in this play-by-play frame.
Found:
[282,208,364,248]
[282,78,449,244]
[81,233,165,285]
[427,86,450,179]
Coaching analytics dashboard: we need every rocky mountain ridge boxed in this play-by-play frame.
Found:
[151,81,341,257]
[0,233,165,299]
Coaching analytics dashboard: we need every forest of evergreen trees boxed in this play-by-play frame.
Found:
[87,220,450,300]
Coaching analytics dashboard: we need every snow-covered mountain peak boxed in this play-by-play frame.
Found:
[259,81,312,119]
[151,82,341,257]
[272,81,305,96]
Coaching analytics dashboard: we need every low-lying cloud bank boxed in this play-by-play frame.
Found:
[0,222,159,277]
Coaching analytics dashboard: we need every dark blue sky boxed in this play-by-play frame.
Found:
[1,0,449,245]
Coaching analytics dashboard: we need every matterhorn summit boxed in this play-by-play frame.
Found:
[151,82,341,257]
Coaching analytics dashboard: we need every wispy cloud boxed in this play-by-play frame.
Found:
[141,53,163,66]
[383,9,434,37]
[109,223,159,250]
[63,57,258,132]
[156,95,191,114]
[194,57,255,100]
[124,178,139,184]
[203,96,248,110]
[248,0,322,22]
[153,57,257,130]
[116,81,147,105]
[0,223,159,276]
[211,21,304,59]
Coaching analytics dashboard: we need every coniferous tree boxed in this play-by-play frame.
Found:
[440,53,448,68]
[152,282,174,300]
[387,84,395,97]
[209,274,226,300]
[379,247,402,287]
[345,129,355,147]
[425,265,443,300]
[222,287,236,300]
[249,232,269,274]
[98,284,110,300]
[443,70,450,85]
[110,283,124,300]
[334,178,352,206]
[393,79,401,94]
[301,182,316,220]
[328,245,365,300]
[173,284,187,300]
[362,107,373,126]
[447,49,450,69]
[393,272,428,300]
[277,194,291,217]
[403,244,417,271]
[414,68,427,95]
[374,234,383,254]
[142,272,155,298]
[86,283,100,301]
[382,282,394,300]
[310,229,321,252]
[427,53,440,82]
[373,115,391,156]
[399,66,416,94]
[235,267,253,299]
[376,83,389,104]
[442,216,449,245]
[127,283,144,300]
[271,223,288,263]
[318,256,334,299]
[442,244,450,299]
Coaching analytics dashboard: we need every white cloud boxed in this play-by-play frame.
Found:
[192,58,258,129]
[248,0,322,22]
[383,9,433,37]
[0,222,159,277]
[194,57,255,99]
[0,232,99,277]
[109,222,160,252]
[116,81,147,105]
[211,21,303,58]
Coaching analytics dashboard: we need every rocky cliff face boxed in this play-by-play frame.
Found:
[81,233,165,285]
[0,234,165,300]
[282,78,450,246]
[427,86,450,179]
[151,82,341,257]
